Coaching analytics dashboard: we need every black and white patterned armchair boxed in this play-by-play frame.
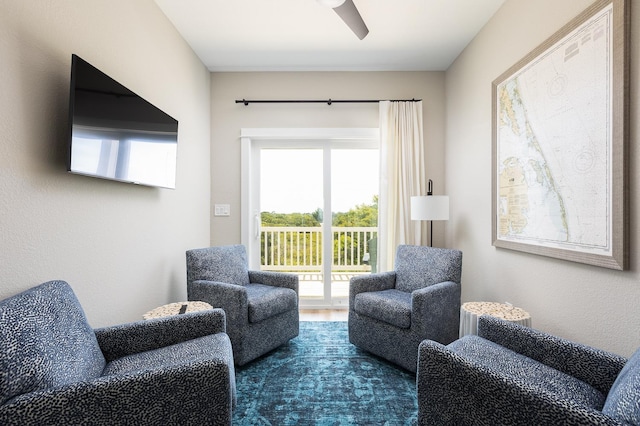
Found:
[418,315,640,425]
[0,280,236,426]
[186,245,299,366]
[349,245,463,373]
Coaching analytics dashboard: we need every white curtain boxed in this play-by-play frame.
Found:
[378,100,428,271]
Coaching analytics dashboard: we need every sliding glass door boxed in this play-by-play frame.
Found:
[242,129,379,309]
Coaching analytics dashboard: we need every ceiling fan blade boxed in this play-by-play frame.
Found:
[333,0,369,40]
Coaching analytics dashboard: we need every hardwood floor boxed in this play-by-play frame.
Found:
[299,309,348,321]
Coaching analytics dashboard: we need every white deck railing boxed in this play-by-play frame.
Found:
[260,226,378,273]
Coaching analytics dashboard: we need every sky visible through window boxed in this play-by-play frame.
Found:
[260,148,379,214]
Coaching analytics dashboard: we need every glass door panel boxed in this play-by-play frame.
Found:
[259,148,326,301]
[330,148,379,304]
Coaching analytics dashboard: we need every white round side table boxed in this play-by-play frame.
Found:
[459,301,531,337]
[143,301,213,320]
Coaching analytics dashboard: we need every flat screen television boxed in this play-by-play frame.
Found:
[67,54,178,189]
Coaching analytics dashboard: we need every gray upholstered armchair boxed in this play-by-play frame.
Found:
[0,280,236,426]
[418,315,640,425]
[349,244,462,372]
[186,244,299,366]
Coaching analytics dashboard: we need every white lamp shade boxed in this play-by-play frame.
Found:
[316,0,346,7]
[411,195,450,221]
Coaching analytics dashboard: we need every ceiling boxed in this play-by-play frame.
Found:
[154,0,506,72]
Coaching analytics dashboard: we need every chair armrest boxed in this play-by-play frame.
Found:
[95,308,227,361]
[0,360,234,425]
[248,270,298,293]
[348,271,397,309]
[412,281,461,342]
[188,279,250,327]
[477,315,627,394]
[417,340,619,426]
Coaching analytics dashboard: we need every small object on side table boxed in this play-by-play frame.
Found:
[459,301,531,337]
[143,301,213,320]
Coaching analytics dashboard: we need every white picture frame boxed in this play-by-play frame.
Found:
[491,0,629,270]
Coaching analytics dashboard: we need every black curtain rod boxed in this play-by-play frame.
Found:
[235,98,421,106]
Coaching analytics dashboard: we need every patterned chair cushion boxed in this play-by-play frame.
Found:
[395,245,462,293]
[103,333,233,376]
[448,335,606,409]
[246,284,297,323]
[186,245,250,286]
[602,346,640,424]
[353,289,412,329]
[0,281,106,405]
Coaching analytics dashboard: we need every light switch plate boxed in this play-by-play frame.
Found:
[214,204,230,216]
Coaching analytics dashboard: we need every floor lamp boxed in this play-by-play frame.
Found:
[410,179,450,247]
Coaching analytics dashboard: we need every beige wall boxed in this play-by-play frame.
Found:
[210,71,446,245]
[446,0,640,356]
[0,0,211,326]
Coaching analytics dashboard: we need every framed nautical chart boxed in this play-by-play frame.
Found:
[491,0,629,270]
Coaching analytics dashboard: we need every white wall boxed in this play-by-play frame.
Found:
[210,71,446,245]
[446,0,640,356]
[0,0,211,326]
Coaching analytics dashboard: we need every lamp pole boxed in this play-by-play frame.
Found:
[427,179,433,247]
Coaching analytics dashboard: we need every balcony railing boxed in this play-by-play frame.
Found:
[260,226,378,273]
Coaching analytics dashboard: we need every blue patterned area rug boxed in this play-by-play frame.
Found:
[232,321,418,425]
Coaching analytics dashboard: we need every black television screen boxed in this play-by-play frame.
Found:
[67,54,178,189]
